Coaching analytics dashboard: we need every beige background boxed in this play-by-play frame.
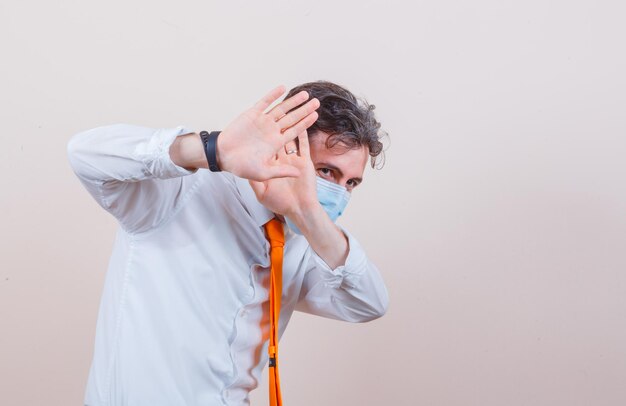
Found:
[1,1,625,405]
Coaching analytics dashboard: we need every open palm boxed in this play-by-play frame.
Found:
[249,131,319,218]
[217,85,320,181]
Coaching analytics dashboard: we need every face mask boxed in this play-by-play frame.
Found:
[285,176,351,235]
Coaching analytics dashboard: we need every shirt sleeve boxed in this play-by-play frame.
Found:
[295,226,390,323]
[67,123,201,234]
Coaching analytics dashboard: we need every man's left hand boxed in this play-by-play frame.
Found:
[249,131,319,219]
[250,131,350,269]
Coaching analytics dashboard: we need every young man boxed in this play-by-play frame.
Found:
[68,81,389,406]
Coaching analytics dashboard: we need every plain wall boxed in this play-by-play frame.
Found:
[1,1,625,405]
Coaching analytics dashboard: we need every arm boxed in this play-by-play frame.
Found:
[285,196,349,269]
[248,132,389,321]
[67,86,320,233]
[295,226,390,323]
[249,131,350,268]
[67,123,200,233]
[169,131,209,171]
[149,84,322,176]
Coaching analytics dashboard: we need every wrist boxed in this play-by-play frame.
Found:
[170,132,208,170]
[286,201,325,233]
[199,130,225,172]
[215,130,230,173]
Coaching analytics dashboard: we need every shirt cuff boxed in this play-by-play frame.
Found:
[309,225,369,289]
[135,125,199,178]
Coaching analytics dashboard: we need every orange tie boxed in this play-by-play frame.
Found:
[264,218,285,406]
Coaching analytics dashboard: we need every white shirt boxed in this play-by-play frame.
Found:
[67,123,389,406]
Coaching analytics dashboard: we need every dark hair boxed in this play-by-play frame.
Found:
[285,80,387,169]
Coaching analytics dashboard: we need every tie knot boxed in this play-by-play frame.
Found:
[264,218,285,247]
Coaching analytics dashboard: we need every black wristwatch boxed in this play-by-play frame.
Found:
[199,130,222,172]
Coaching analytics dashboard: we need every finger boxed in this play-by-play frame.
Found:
[266,90,309,121]
[253,85,286,112]
[283,144,299,157]
[297,130,310,158]
[275,144,293,163]
[282,111,319,142]
[282,140,299,157]
[277,98,320,129]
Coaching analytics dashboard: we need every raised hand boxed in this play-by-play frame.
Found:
[249,130,319,218]
[249,130,351,269]
[216,85,320,181]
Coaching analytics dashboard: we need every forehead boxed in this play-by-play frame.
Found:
[308,132,369,176]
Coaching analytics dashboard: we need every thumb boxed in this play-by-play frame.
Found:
[248,179,267,199]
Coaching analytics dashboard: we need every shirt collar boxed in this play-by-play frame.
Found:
[234,176,276,227]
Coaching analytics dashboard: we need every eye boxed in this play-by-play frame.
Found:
[317,168,333,178]
[346,179,360,190]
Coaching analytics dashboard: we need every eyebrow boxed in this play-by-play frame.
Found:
[317,162,363,184]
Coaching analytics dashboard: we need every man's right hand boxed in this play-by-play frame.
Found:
[217,85,320,181]
[170,85,319,181]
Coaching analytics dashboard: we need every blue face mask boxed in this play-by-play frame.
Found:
[285,176,351,235]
